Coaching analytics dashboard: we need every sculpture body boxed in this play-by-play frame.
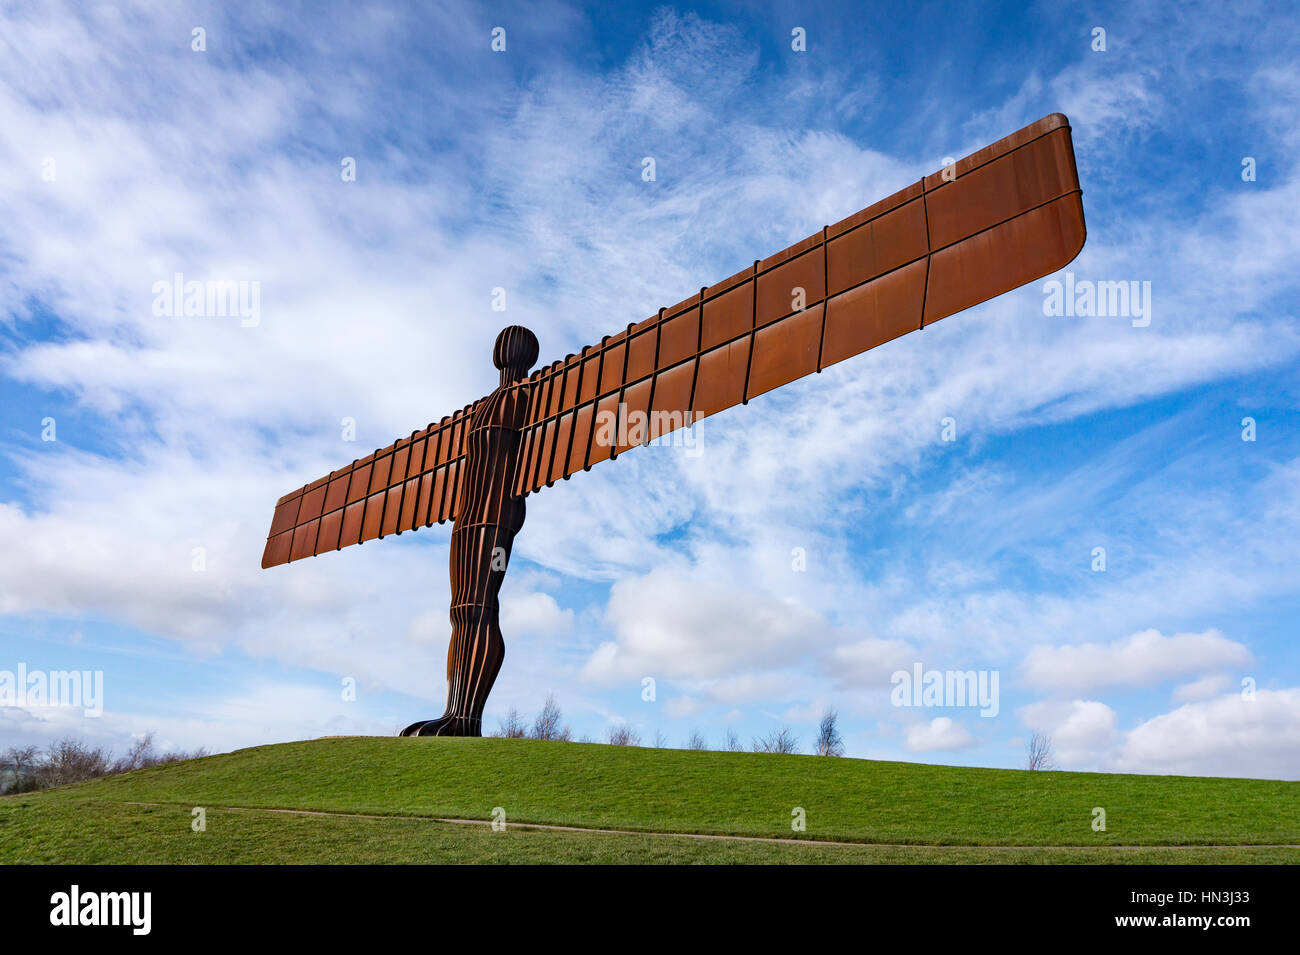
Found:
[401,327,536,736]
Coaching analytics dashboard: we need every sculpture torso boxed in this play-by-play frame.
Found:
[456,382,530,534]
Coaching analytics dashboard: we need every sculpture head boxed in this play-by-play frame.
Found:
[493,325,539,384]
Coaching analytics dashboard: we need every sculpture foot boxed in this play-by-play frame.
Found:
[423,716,479,737]
[399,716,481,737]
[399,716,447,737]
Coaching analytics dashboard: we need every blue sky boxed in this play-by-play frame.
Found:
[1,0,1298,777]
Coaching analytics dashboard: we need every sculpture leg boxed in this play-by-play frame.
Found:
[401,513,519,738]
[418,603,505,736]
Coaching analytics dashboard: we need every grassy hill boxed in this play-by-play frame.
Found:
[2,737,1297,864]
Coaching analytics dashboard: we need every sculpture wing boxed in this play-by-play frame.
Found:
[261,400,482,568]
[512,113,1086,494]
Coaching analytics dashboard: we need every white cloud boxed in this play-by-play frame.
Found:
[905,717,976,753]
[780,700,827,724]
[1108,689,1300,780]
[500,590,574,639]
[1022,629,1252,694]
[1017,699,1119,769]
[580,566,824,686]
[827,637,917,689]
[664,696,703,719]
[1172,673,1234,703]
[0,679,401,755]
[404,610,447,647]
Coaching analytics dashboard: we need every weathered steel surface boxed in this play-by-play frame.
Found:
[511,112,1085,493]
[400,326,536,736]
[261,115,1086,735]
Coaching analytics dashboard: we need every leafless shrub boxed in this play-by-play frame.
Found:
[724,728,744,752]
[753,726,800,755]
[113,733,158,772]
[1,746,39,795]
[39,737,112,787]
[531,694,570,741]
[1025,731,1055,771]
[494,707,528,738]
[686,730,707,751]
[110,732,207,773]
[652,731,670,748]
[1,734,206,795]
[814,709,845,757]
[606,724,641,746]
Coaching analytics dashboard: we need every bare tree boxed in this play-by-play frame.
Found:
[686,730,707,751]
[606,724,641,746]
[40,737,111,787]
[1025,730,1055,771]
[531,694,565,741]
[724,728,744,752]
[652,730,669,749]
[814,709,845,757]
[495,707,528,739]
[753,726,800,755]
[118,732,157,772]
[2,745,38,795]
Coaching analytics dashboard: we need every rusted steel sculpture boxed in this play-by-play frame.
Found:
[262,114,1087,736]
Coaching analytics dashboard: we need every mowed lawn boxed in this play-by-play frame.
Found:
[2,737,1297,864]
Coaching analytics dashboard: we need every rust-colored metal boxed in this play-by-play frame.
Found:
[398,326,537,736]
[261,114,1086,735]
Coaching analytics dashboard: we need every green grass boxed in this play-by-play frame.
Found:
[3,737,1297,864]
